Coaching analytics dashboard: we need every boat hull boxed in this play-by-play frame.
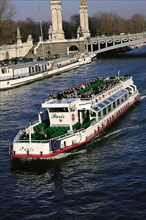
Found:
[0,62,79,91]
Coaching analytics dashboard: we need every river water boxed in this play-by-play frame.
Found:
[0,57,146,220]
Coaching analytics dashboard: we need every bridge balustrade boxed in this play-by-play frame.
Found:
[88,32,146,54]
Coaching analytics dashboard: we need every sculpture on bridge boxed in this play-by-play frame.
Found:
[48,25,52,40]
[81,0,86,6]
[77,26,83,39]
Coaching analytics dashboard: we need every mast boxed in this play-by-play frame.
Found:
[39,6,45,58]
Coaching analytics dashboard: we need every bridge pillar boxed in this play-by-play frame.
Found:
[79,0,90,39]
[105,41,107,48]
[98,42,100,50]
[50,0,65,40]
[90,43,93,52]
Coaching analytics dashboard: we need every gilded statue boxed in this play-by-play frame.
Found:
[81,0,86,6]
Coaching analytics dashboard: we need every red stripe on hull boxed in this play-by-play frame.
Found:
[10,96,139,159]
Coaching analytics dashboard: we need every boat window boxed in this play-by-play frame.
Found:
[126,87,132,94]
[29,67,31,74]
[98,111,101,118]
[113,101,116,108]
[98,103,105,109]
[1,68,7,74]
[121,96,125,103]
[49,108,69,112]
[42,65,44,72]
[70,106,75,112]
[104,100,110,105]
[125,93,128,99]
[40,110,49,121]
[32,67,35,73]
[108,104,111,112]
[35,65,39,72]
[130,85,135,91]
[117,99,120,105]
[103,108,107,116]
[108,96,115,102]
[91,111,96,117]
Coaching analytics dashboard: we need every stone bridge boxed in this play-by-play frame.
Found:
[34,32,146,57]
[86,32,146,54]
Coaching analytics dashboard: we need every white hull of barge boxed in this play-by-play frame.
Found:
[10,89,139,160]
[0,61,79,91]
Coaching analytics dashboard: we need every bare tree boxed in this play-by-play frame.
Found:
[0,0,16,43]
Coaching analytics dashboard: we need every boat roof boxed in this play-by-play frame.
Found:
[42,98,80,108]
[93,89,127,111]
[1,60,50,70]
[1,57,73,70]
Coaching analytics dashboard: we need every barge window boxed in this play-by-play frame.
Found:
[32,67,35,73]
[42,65,44,72]
[49,108,69,112]
[29,67,31,74]
[1,68,7,74]
[35,65,39,72]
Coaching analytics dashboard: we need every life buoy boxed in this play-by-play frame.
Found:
[71,114,75,121]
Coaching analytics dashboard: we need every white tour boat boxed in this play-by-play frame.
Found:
[78,53,92,65]
[0,57,79,90]
[9,75,140,159]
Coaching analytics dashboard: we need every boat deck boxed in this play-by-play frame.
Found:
[49,75,130,100]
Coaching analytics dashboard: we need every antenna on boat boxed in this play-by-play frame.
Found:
[29,121,32,143]
[39,6,45,59]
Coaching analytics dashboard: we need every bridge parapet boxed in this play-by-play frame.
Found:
[91,32,146,44]
[88,32,146,53]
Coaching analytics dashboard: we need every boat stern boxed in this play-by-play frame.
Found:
[10,130,52,159]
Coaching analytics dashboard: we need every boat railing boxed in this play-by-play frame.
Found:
[18,139,49,143]
[17,127,86,144]
[96,76,131,98]
[17,118,97,144]
[14,130,24,143]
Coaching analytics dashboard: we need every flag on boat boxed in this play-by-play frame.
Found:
[51,139,61,151]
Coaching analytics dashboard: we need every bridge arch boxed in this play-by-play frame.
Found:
[68,45,79,53]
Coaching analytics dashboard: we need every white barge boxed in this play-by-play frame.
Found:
[9,75,140,159]
[0,57,79,90]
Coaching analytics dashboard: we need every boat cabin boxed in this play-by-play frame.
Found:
[0,61,51,80]
[41,98,80,130]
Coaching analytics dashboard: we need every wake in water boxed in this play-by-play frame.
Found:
[90,125,140,143]
[140,95,146,100]
[49,149,87,160]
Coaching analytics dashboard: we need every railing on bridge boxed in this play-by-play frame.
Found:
[88,32,146,54]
